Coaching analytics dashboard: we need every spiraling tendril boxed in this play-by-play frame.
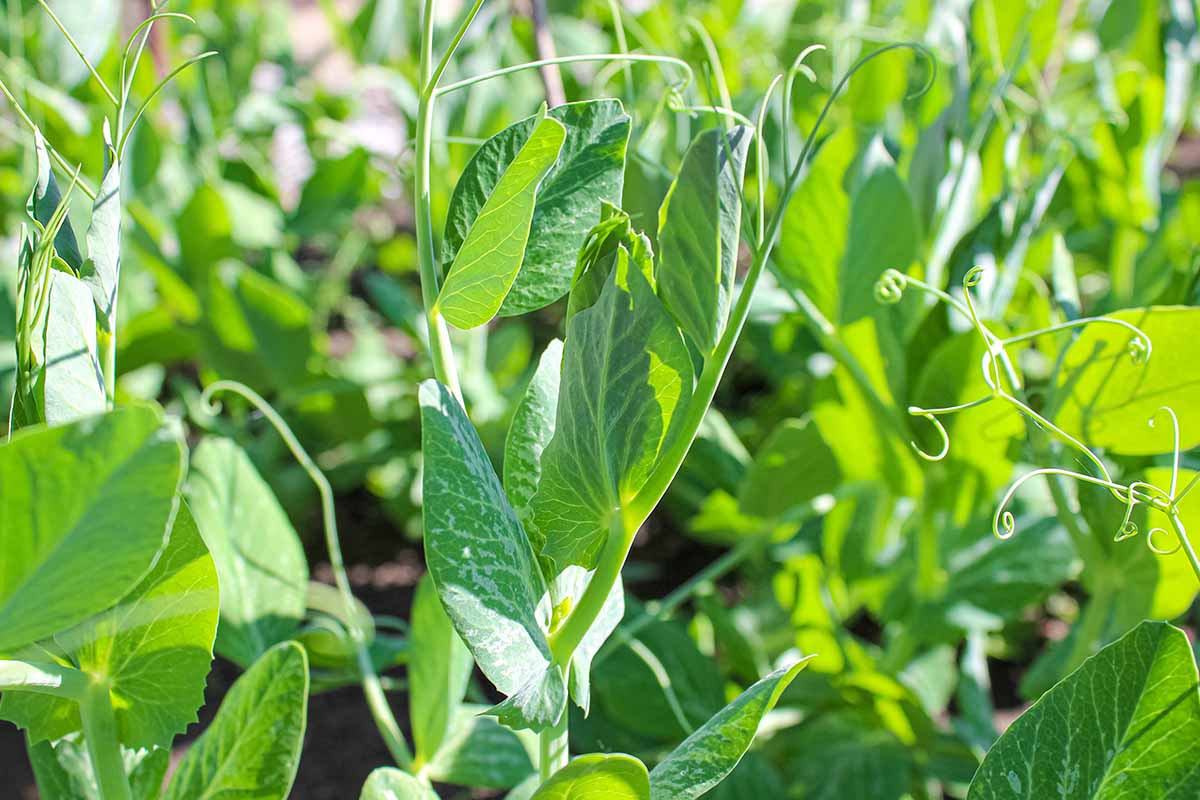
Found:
[877,266,1200,579]
[874,269,907,305]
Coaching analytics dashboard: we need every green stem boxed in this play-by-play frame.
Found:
[35,0,119,107]
[200,382,414,769]
[0,71,98,199]
[79,680,131,800]
[433,53,693,97]
[537,710,569,781]
[415,0,464,402]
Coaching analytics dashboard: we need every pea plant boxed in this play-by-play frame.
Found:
[3,0,1200,799]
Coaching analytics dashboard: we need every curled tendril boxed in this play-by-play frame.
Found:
[907,406,950,461]
[994,468,1138,541]
[964,265,986,288]
[1127,335,1150,365]
[1151,406,1181,497]
[875,269,908,305]
[1148,526,1183,556]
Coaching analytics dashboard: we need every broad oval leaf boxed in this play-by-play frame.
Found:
[968,621,1200,799]
[0,405,184,652]
[437,109,566,328]
[359,768,438,800]
[442,100,631,316]
[163,641,309,800]
[656,126,751,354]
[419,379,558,729]
[648,660,811,800]
[43,270,107,423]
[185,437,309,668]
[532,753,651,800]
[1,504,219,749]
[504,339,563,525]
[409,572,472,765]
[1055,306,1200,455]
[531,256,693,571]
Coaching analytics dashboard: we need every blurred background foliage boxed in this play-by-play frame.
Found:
[1,0,1198,797]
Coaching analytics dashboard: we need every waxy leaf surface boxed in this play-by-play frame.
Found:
[504,339,563,526]
[442,100,630,315]
[82,120,121,328]
[438,111,565,328]
[427,705,535,789]
[185,437,309,667]
[419,380,557,727]
[648,660,810,800]
[969,621,1200,799]
[0,405,183,652]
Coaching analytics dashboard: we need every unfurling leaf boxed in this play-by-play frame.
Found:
[409,573,472,764]
[82,120,121,330]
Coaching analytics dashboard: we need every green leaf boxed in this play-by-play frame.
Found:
[163,641,309,800]
[410,572,472,765]
[82,120,121,329]
[427,704,535,789]
[29,128,83,271]
[198,262,317,393]
[437,109,566,329]
[0,405,184,652]
[291,148,371,236]
[177,183,235,281]
[419,380,558,728]
[648,660,811,800]
[359,768,438,800]
[776,128,854,318]
[740,417,841,520]
[531,256,693,570]
[185,437,309,668]
[504,339,563,526]
[484,663,567,732]
[769,710,914,800]
[656,126,751,354]
[968,621,1200,799]
[42,270,106,424]
[532,753,651,800]
[1055,306,1200,455]
[2,505,218,749]
[442,100,631,316]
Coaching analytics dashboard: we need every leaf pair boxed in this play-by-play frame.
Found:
[437,100,632,328]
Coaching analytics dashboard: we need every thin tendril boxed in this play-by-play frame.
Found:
[781,44,825,175]
[199,381,413,769]
[906,397,993,462]
[1151,406,1181,498]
